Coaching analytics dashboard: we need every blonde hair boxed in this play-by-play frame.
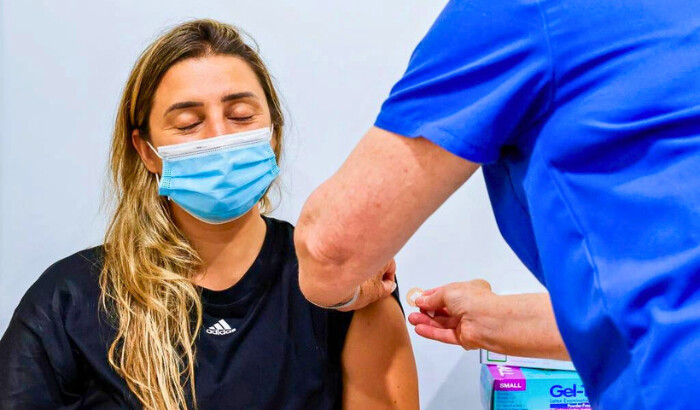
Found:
[100,19,284,410]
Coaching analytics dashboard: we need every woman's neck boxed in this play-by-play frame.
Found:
[171,205,267,291]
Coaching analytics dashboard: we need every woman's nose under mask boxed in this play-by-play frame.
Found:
[147,126,279,224]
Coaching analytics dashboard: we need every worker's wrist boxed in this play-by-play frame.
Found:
[480,294,568,360]
[469,294,508,352]
[298,266,357,308]
[307,286,361,310]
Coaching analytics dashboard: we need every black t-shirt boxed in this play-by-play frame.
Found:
[0,217,399,409]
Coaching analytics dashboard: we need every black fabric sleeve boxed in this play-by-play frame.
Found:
[0,267,87,410]
[0,316,83,409]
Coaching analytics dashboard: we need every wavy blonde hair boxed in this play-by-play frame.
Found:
[100,19,284,410]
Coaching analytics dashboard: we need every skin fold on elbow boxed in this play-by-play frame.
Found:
[295,200,359,305]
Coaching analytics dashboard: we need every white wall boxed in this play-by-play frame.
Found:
[0,1,545,408]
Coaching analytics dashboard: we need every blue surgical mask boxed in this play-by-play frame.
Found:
[147,126,279,224]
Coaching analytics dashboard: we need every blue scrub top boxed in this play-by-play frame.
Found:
[375,0,700,408]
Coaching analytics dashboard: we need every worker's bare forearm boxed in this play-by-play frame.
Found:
[480,293,570,361]
[296,127,479,306]
[295,182,389,306]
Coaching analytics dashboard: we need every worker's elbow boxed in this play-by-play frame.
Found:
[295,211,355,300]
[295,217,351,276]
[296,190,354,267]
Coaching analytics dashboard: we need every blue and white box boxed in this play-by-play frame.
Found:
[480,364,591,410]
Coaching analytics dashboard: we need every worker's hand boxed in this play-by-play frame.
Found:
[408,280,494,349]
[336,259,397,312]
[408,280,570,360]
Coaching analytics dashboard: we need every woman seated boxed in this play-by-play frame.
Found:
[0,19,418,410]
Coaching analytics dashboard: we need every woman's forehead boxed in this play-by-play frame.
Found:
[154,55,264,106]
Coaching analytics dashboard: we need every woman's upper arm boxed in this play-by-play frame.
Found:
[341,295,419,410]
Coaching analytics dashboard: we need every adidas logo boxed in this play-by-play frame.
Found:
[206,319,236,336]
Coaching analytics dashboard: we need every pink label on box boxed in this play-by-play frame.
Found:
[488,365,527,391]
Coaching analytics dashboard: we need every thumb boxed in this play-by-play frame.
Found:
[380,259,397,296]
[382,277,397,296]
[382,259,397,282]
[415,286,448,311]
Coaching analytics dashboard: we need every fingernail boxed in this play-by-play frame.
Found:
[391,282,397,293]
[427,310,435,318]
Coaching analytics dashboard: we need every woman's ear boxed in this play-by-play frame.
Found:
[131,129,162,175]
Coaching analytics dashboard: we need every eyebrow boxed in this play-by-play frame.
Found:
[163,92,258,117]
[163,101,203,116]
[221,91,257,103]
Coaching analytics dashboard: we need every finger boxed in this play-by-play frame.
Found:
[413,311,460,328]
[414,324,460,345]
[408,312,458,329]
[421,287,440,296]
[408,312,444,328]
[382,277,397,296]
[422,311,460,328]
[415,286,449,311]
[420,307,450,317]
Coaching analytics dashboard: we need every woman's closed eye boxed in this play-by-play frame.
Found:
[226,102,259,123]
[172,111,203,132]
[228,115,255,122]
[174,115,254,132]
[176,122,202,132]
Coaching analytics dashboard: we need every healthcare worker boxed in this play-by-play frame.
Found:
[294,0,700,409]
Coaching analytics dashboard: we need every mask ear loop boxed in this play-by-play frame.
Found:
[146,141,167,199]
